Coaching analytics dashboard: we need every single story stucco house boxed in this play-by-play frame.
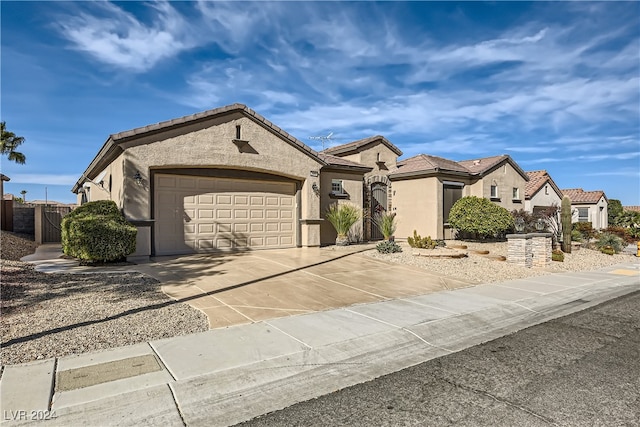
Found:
[561,188,609,230]
[73,103,533,258]
[72,104,372,258]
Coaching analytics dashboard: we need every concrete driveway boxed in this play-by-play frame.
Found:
[136,246,473,329]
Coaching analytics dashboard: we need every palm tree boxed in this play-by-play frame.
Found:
[20,190,27,202]
[1,121,26,164]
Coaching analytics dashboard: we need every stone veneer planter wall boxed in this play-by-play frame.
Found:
[506,233,553,268]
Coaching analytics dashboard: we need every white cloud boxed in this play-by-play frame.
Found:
[55,1,194,72]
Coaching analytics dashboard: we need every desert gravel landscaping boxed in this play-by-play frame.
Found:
[1,232,208,365]
[365,240,635,284]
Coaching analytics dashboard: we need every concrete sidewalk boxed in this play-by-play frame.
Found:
[1,256,638,426]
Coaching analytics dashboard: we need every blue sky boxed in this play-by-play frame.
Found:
[1,1,639,205]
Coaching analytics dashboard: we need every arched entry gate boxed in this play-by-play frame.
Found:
[370,182,387,240]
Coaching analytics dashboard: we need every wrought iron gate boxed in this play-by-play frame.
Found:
[370,183,387,240]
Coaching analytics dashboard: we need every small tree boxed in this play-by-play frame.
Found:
[20,190,27,202]
[448,196,514,240]
[325,202,362,246]
[0,121,26,164]
[373,212,397,240]
[608,199,624,226]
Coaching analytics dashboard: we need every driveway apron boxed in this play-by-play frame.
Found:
[137,247,474,329]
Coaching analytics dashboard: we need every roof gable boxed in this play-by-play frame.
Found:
[458,154,529,181]
[525,170,562,199]
[73,104,326,192]
[321,135,403,157]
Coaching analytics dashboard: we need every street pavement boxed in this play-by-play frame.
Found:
[1,254,638,426]
[241,290,640,427]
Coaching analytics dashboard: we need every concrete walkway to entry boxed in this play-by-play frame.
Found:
[3,245,638,426]
[22,244,473,329]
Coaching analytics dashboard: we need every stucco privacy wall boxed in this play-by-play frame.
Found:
[121,113,324,255]
[392,177,441,240]
[469,163,527,212]
[319,170,365,245]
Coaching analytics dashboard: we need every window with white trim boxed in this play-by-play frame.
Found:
[490,184,498,198]
[578,207,589,222]
[331,179,344,194]
[512,187,520,200]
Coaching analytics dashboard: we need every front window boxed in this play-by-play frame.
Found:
[490,184,498,198]
[331,179,344,194]
[578,207,589,222]
[512,187,520,200]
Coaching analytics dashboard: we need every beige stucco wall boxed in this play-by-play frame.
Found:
[319,170,365,245]
[392,177,441,240]
[116,113,326,253]
[525,184,562,213]
[571,197,608,230]
[468,163,527,212]
[79,154,126,207]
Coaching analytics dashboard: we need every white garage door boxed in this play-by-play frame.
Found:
[154,174,296,255]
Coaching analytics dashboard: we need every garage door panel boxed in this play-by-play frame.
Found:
[155,174,296,255]
[198,209,214,219]
[217,209,232,219]
[234,209,248,219]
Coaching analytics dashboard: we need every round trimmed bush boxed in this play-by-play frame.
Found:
[62,200,137,262]
[448,196,514,240]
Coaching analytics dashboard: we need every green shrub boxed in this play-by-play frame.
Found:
[325,202,362,240]
[376,240,402,254]
[571,229,583,242]
[595,233,624,254]
[62,200,137,262]
[552,249,564,262]
[448,196,514,239]
[600,245,615,256]
[573,222,595,241]
[373,212,397,240]
[605,226,635,244]
[407,230,437,249]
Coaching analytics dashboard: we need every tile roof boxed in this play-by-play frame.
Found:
[457,155,509,174]
[317,153,372,170]
[525,170,562,199]
[561,188,607,204]
[321,135,403,156]
[624,206,640,212]
[458,154,529,180]
[392,154,470,176]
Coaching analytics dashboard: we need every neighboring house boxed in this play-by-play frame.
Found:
[72,104,371,258]
[321,135,402,240]
[394,154,528,239]
[524,170,563,214]
[624,206,640,213]
[561,188,608,230]
[324,138,529,240]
